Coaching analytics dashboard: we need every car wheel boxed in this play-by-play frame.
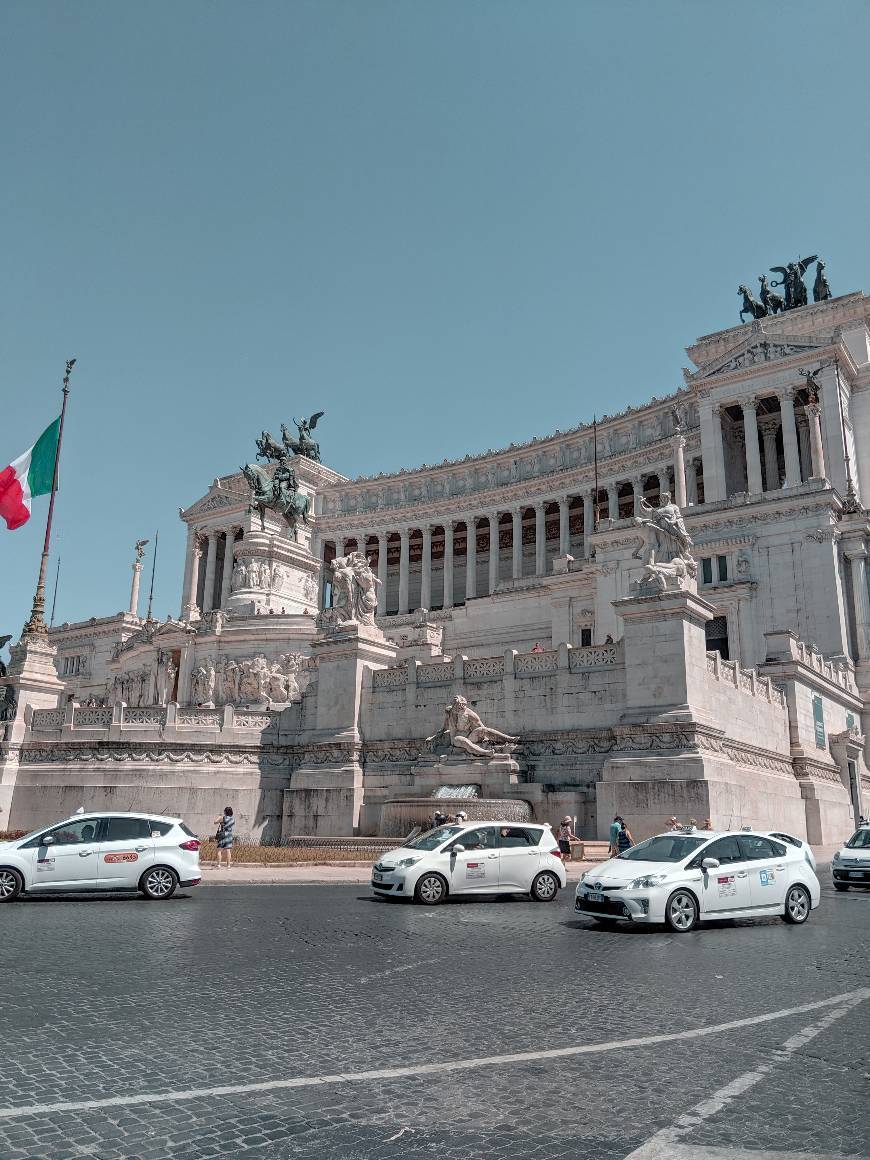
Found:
[413,873,447,905]
[782,884,811,924]
[530,871,560,902]
[139,866,178,900]
[0,868,23,903]
[834,884,849,892]
[664,889,699,933]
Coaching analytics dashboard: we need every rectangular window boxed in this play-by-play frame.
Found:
[580,628,592,647]
[701,558,712,585]
[812,695,826,749]
[846,712,855,731]
[717,555,728,582]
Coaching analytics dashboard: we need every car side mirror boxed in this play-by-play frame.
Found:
[451,844,465,854]
[41,835,55,847]
[701,857,720,869]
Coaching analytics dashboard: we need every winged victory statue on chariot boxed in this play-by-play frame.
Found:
[738,254,831,323]
[240,412,325,538]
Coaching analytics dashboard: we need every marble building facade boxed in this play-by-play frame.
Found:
[3,291,870,843]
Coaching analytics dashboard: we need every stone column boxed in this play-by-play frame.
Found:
[632,477,644,517]
[488,512,499,593]
[712,405,728,498]
[741,397,763,495]
[657,469,670,498]
[699,396,725,502]
[847,549,870,663]
[535,503,546,575]
[779,389,802,487]
[201,531,219,613]
[398,528,410,614]
[583,491,594,558]
[182,537,203,620]
[219,528,236,609]
[760,418,780,492]
[442,523,454,610]
[671,435,687,507]
[420,526,432,612]
[465,518,477,601]
[796,414,811,483]
[512,509,523,579]
[376,535,388,615]
[607,484,619,521]
[686,458,698,505]
[129,561,143,617]
[806,401,827,481]
[558,496,570,556]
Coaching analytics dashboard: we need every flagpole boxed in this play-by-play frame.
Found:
[49,556,61,628]
[23,359,75,636]
[146,529,159,622]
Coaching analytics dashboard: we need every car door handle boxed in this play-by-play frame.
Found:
[736,871,748,878]
[486,853,498,859]
[775,865,785,871]
[78,849,93,857]
[134,845,148,852]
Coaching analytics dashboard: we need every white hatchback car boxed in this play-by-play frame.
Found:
[832,824,870,891]
[574,827,820,932]
[0,811,202,902]
[372,821,567,904]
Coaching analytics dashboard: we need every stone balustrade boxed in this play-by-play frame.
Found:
[28,703,279,736]
[706,652,786,708]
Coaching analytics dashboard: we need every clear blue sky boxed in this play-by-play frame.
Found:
[3,0,869,635]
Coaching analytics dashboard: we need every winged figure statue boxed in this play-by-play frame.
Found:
[770,256,818,311]
[282,412,324,462]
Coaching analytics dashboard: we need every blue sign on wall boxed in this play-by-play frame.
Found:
[813,696,826,749]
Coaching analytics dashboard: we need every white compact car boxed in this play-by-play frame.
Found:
[371,821,567,904]
[574,827,820,932]
[0,811,202,902]
[832,824,870,890]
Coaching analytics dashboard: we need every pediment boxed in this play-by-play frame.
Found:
[685,328,831,384]
[182,487,248,519]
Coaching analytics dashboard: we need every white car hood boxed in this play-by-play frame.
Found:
[377,846,420,866]
[836,846,870,862]
[581,858,679,886]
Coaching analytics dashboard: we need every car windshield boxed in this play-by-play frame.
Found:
[407,825,464,851]
[617,834,708,862]
[845,828,870,849]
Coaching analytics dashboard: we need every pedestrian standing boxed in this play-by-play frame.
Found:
[702,818,713,830]
[617,819,634,855]
[667,815,681,831]
[557,816,577,861]
[608,814,622,857]
[213,805,235,868]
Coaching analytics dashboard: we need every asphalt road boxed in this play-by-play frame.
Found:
[0,875,868,1160]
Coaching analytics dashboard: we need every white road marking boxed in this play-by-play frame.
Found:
[0,987,866,1122]
[633,1149,866,1160]
[624,995,867,1160]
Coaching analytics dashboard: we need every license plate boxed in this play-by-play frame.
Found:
[373,871,384,883]
[589,892,605,903]
[849,871,863,878]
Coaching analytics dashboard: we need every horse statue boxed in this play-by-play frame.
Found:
[240,460,311,538]
[255,430,286,462]
[738,284,767,323]
[281,411,324,462]
[758,275,784,316]
[813,259,831,303]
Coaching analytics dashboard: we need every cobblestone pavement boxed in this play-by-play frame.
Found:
[0,875,868,1159]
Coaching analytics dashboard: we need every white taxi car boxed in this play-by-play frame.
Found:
[0,811,202,902]
[371,821,567,904]
[574,827,820,932]
[832,824,870,890]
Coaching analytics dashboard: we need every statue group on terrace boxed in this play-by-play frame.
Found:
[427,694,518,758]
[739,256,831,323]
[632,492,696,591]
[240,412,325,536]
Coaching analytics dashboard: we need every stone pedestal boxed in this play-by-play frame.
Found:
[614,584,716,724]
[283,620,398,836]
[225,516,321,617]
[0,632,64,828]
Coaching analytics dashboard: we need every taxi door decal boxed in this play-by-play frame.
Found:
[104,852,139,864]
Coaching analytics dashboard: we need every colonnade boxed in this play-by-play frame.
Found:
[322,465,680,616]
[181,525,242,620]
[699,386,827,503]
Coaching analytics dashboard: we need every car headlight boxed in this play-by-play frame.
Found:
[627,874,668,890]
[831,853,842,864]
[395,857,421,869]
[579,870,588,884]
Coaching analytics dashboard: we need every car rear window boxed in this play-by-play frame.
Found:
[497,826,541,848]
[150,821,176,836]
[104,817,153,841]
[770,832,802,849]
[179,822,196,837]
[738,835,787,860]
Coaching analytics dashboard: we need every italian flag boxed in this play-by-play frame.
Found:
[0,417,61,531]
